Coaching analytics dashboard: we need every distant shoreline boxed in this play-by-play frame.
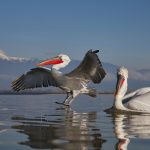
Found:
[0,90,113,95]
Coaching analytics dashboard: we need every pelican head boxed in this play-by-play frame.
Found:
[37,54,71,70]
[117,67,128,79]
[115,67,128,98]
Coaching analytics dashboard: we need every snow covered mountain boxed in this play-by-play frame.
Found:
[0,50,149,90]
[0,50,28,62]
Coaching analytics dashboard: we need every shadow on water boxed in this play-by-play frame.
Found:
[106,110,150,150]
[11,107,106,150]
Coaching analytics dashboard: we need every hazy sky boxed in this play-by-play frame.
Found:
[0,0,150,69]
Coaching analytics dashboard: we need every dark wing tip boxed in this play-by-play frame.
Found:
[11,75,25,91]
[87,49,100,54]
[93,50,99,53]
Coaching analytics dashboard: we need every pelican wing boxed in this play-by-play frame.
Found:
[12,67,58,91]
[123,88,150,104]
[66,50,106,83]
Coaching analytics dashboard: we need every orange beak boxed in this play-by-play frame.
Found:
[36,56,63,67]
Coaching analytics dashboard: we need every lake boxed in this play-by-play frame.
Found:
[0,94,150,150]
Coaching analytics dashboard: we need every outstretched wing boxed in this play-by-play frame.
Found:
[12,67,58,91]
[66,49,106,83]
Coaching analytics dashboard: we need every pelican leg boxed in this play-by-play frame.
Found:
[63,92,74,106]
[63,90,81,106]
[56,91,79,106]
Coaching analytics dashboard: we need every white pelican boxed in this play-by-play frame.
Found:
[113,66,150,113]
[12,50,106,106]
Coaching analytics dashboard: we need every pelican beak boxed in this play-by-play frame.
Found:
[36,56,63,66]
[115,74,125,96]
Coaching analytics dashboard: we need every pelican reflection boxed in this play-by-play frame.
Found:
[11,108,105,150]
[112,113,150,150]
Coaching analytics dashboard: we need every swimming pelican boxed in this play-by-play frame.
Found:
[113,66,150,113]
[12,50,106,106]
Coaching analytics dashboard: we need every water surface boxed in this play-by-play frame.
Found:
[0,94,150,150]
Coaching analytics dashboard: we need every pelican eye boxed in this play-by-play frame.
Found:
[59,56,63,60]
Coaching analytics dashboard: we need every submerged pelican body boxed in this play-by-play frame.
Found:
[12,50,106,106]
[113,67,150,113]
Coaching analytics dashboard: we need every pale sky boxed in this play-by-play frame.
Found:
[0,0,150,69]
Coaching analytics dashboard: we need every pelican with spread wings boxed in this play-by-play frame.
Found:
[12,50,106,106]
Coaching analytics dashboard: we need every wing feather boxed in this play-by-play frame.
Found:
[66,49,106,83]
[12,67,58,91]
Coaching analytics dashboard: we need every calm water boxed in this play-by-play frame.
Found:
[0,94,150,150]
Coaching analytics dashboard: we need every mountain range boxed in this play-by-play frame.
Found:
[0,50,150,91]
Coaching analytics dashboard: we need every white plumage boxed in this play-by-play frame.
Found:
[114,67,150,113]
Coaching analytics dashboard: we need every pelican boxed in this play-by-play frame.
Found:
[12,50,106,106]
[113,66,150,113]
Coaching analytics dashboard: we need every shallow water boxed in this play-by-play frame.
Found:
[0,94,150,150]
